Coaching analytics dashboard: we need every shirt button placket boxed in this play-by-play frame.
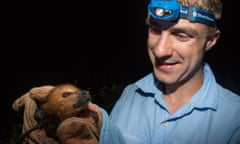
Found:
[163,121,169,127]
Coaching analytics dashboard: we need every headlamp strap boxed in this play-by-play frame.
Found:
[148,0,217,27]
[180,6,216,27]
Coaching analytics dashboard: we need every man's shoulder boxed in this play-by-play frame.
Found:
[217,84,240,110]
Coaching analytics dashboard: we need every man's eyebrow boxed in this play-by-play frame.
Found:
[170,26,199,36]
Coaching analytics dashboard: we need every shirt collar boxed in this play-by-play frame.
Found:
[135,63,219,110]
[190,63,219,110]
[135,72,161,95]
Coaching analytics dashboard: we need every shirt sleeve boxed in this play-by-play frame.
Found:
[99,107,126,144]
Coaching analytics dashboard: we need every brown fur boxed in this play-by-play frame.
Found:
[38,84,99,143]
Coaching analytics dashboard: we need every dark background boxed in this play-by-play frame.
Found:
[2,0,240,143]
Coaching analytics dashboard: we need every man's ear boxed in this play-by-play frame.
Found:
[205,29,221,51]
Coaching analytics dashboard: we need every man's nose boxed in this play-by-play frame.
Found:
[150,33,173,58]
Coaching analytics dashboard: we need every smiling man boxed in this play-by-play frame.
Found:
[109,0,240,143]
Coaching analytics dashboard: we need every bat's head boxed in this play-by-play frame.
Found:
[41,84,91,121]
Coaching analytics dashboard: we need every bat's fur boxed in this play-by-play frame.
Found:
[21,84,100,143]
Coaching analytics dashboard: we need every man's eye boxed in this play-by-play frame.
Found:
[175,33,190,41]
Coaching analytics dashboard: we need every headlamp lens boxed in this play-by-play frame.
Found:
[148,0,180,21]
[154,8,172,17]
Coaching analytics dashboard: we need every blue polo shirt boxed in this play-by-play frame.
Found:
[109,63,240,144]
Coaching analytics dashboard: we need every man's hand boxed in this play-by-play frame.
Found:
[88,102,103,132]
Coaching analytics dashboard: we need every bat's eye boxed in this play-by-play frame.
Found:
[62,92,73,98]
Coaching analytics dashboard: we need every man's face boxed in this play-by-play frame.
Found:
[147,18,213,85]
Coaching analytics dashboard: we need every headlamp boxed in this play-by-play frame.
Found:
[148,0,216,27]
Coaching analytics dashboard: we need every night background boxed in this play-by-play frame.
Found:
[2,0,240,143]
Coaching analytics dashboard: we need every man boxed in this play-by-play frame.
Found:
[109,0,240,143]
[15,0,240,143]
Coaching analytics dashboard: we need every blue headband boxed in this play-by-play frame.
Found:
[148,0,216,27]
